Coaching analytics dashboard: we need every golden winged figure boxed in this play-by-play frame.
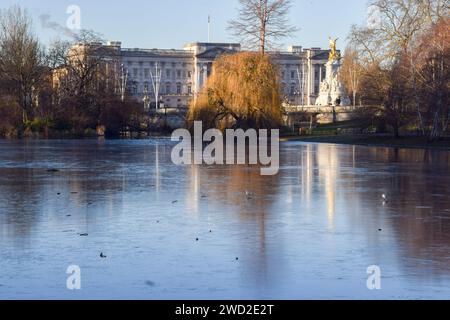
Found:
[329,37,339,62]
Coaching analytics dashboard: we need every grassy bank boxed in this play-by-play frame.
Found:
[280,119,450,150]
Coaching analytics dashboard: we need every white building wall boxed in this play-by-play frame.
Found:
[104,42,330,108]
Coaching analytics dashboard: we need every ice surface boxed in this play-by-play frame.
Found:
[0,139,449,299]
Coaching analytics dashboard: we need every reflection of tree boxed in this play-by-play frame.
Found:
[187,162,282,286]
[0,140,160,240]
[3,139,450,289]
[297,144,450,279]
[351,147,450,277]
[0,168,40,237]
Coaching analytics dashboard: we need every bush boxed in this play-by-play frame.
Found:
[0,99,22,137]
[24,118,52,133]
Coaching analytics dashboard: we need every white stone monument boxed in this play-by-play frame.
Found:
[315,38,351,107]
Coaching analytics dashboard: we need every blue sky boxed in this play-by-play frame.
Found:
[1,0,369,50]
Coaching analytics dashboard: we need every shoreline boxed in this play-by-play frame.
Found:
[281,134,450,151]
[2,134,450,151]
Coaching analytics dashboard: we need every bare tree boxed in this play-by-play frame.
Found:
[228,0,298,54]
[0,6,44,122]
[350,0,448,64]
[419,0,449,23]
[369,0,448,137]
[413,18,449,140]
[340,46,363,107]
[47,30,120,101]
[349,0,449,138]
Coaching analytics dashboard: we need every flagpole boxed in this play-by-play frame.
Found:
[208,15,211,42]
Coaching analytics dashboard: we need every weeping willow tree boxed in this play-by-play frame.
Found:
[188,52,283,130]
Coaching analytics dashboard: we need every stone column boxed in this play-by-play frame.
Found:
[307,53,313,105]
[202,64,208,88]
[195,63,199,94]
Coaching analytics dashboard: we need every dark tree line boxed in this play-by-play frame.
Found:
[0,6,143,137]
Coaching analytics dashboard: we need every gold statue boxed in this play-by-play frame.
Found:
[329,37,339,62]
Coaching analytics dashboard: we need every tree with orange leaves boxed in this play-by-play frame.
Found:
[188,52,283,130]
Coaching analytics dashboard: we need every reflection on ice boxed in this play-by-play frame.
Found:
[0,139,450,299]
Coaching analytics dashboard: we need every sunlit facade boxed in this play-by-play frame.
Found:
[96,41,331,108]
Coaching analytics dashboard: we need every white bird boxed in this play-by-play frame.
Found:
[382,194,389,203]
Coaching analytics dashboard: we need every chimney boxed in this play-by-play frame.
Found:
[288,45,302,53]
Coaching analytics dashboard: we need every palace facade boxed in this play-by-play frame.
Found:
[73,41,332,108]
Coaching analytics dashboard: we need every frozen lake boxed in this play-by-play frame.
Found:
[0,139,450,299]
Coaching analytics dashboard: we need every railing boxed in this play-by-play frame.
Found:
[284,105,361,113]
[121,48,194,55]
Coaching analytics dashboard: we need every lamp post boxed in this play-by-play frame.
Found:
[293,90,301,106]
[297,63,306,106]
[143,83,150,111]
[119,64,128,102]
[142,83,152,134]
[150,62,162,110]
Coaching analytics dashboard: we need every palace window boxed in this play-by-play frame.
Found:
[144,68,149,78]
[315,84,320,94]
[166,83,171,94]
[291,71,295,79]
[187,71,192,78]
[177,70,181,79]
[177,83,182,95]
[166,69,171,78]
[187,85,192,94]
[314,65,320,79]
[133,68,138,78]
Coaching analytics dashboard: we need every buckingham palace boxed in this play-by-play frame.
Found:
[93,41,331,109]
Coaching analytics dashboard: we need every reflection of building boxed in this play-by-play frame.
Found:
[67,41,332,108]
[321,145,338,227]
